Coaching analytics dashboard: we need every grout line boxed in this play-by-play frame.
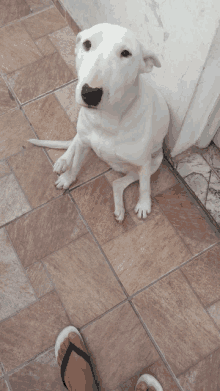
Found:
[205,296,220,309]
[128,240,220,301]
[164,155,220,234]
[176,345,220,378]
[20,78,78,107]
[79,299,128,332]
[0,5,55,30]
[68,192,130,299]
[179,268,220,334]
[130,301,184,391]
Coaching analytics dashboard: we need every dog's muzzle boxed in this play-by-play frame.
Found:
[81,84,103,107]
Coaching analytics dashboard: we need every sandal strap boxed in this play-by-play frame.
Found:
[61,341,99,390]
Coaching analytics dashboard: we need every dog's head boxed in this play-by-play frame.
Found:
[74,23,161,109]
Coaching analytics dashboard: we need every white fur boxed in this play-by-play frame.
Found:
[29,22,170,222]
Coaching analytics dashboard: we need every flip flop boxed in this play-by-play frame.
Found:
[135,374,163,391]
[55,325,99,390]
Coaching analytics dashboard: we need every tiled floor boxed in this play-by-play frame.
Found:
[0,2,220,390]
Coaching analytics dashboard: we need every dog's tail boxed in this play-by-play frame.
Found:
[28,139,72,149]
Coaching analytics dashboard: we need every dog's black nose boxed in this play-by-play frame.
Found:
[81,84,103,107]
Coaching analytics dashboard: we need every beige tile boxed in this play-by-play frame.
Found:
[0,22,42,74]
[43,233,126,328]
[0,174,31,226]
[207,300,220,328]
[0,291,70,372]
[103,202,191,295]
[202,143,220,178]
[0,228,36,321]
[133,270,220,376]
[7,52,74,104]
[82,302,159,390]
[178,348,220,391]
[66,11,81,35]
[9,348,63,390]
[72,176,136,245]
[0,76,17,115]
[155,183,220,255]
[26,261,53,298]
[26,0,53,12]
[0,109,36,160]
[181,244,220,307]
[6,194,87,267]
[8,147,62,208]
[23,93,76,143]
[53,0,66,18]
[0,0,31,27]
[35,35,56,56]
[119,359,180,391]
[22,7,67,40]
[0,378,8,391]
[55,81,80,125]
[49,26,77,76]
[0,161,10,178]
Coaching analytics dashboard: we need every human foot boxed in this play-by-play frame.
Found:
[55,326,96,391]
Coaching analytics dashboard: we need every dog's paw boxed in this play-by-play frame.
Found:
[134,198,151,219]
[55,172,76,189]
[53,158,69,174]
[114,205,125,223]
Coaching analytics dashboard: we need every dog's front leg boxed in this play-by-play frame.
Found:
[53,135,80,175]
[55,139,90,190]
[135,160,151,219]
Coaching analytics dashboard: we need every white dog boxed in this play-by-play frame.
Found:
[29,23,170,222]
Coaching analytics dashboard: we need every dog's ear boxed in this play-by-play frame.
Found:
[139,43,161,73]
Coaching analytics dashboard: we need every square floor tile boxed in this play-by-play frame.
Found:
[206,170,220,224]
[49,25,77,76]
[35,35,56,56]
[23,93,76,142]
[7,52,74,104]
[0,76,17,115]
[202,143,220,178]
[0,0,31,27]
[8,147,62,208]
[6,194,87,267]
[119,359,180,391]
[0,161,11,178]
[0,22,42,74]
[181,244,220,307]
[0,173,31,226]
[43,233,126,328]
[8,348,63,390]
[133,269,220,376]
[0,378,8,391]
[82,302,159,390]
[55,81,80,125]
[71,176,136,245]
[0,228,36,321]
[0,290,70,372]
[0,109,36,159]
[178,348,220,391]
[22,7,67,40]
[207,300,220,328]
[103,202,191,295]
[155,183,220,255]
[26,0,53,13]
[26,261,53,298]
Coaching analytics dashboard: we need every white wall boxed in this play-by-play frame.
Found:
[62,0,220,152]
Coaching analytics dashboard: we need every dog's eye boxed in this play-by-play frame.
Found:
[83,40,91,51]
[121,50,132,58]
